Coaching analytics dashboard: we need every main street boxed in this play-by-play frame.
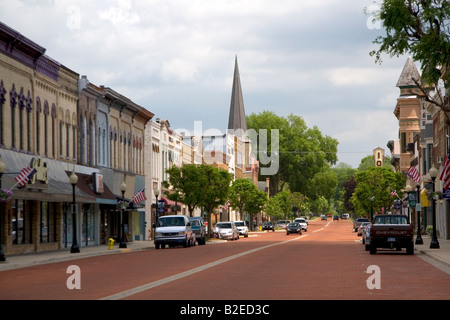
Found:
[1,218,449,302]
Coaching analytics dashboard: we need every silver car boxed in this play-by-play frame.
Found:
[213,222,240,240]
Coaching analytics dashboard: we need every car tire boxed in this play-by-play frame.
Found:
[406,242,414,255]
[370,245,377,255]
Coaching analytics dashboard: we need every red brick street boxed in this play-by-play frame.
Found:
[1,218,449,301]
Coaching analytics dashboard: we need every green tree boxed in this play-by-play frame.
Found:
[351,166,405,218]
[198,165,233,236]
[370,0,450,110]
[229,178,266,227]
[164,164,204,216]
[246,111,338,196]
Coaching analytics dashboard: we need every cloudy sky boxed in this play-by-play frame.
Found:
[1,0,411,168]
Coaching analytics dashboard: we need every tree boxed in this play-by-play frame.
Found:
[229,178,266,227]
[351,166,405,218]
[246,111,339,196]
[198,165,233,236]
[164,164,204,216]
[370,0,450,110]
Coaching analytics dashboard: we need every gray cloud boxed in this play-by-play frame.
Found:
[1,0,407,168]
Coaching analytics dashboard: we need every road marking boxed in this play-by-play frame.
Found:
[313,228,324,233]
[100,234,308,300]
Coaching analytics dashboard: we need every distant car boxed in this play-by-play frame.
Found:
[342,213,350,219]
[262,221,275,232]
[357,222,370,236]
[333,215,339,221]
[286,222,302,235]
[276,220,290,229]
[234,221,249,237]
[321,215,327,221]
[213,222,240,240]
[362,224,372,251]
[293,218,308,232]
[189,217,206,245]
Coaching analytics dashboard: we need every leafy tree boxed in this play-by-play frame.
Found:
[229,178,266,227]
[164,164,204,216]
[370,0,450,110]
[198,165,233,235]
[246,111,338,196]
[351,166,405,218]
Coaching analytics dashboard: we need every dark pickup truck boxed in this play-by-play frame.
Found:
[369,214,414,255]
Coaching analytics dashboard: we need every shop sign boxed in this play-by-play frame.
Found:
[93,172,104,193]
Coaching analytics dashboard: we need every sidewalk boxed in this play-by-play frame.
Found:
[1,235,450,272]
[414,235,450,269]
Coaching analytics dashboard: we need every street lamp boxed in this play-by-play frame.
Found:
[405,183,413,223]
[429,165,440,249]
[70,170,80,253]
[415,183,423,245]
[0,156,6,261]
[153,188,160,240]
[119,180,127,248]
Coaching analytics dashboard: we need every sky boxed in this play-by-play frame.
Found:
[0,0,412,168]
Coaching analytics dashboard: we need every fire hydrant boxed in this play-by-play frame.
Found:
[108,238,115,250]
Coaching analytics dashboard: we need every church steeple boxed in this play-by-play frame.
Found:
[228,56,247,133]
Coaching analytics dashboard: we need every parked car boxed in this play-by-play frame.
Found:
[234,221,249,237]
[189,216,206,245]
[213,221,240,240]
[276,220,290,229]
[262,221,275,232]
[286,222,302,235]
[353,218,369,232]
[358,222,370,236]
[320,214,327,221]
[293,218,308,231]
[342,213,350,219]
[154,215,195,249]
[362,223,372,251]
[333,215,339,221]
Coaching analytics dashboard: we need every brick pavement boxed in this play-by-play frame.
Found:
[1,232,449,272]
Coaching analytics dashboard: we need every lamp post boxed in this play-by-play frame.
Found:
[405,184,413,223]
[153,188,160,240]
[70,170,80,253]
[119,180,127,248]
[429,166,440,249]
[0,156,6,261]
[415,184,423,245]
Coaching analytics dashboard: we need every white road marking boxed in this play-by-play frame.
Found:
[100,234,309,300]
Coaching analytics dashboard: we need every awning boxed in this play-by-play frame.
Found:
[67,172,117,205]
[160,197,178,206]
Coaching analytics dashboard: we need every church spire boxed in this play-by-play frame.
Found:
[228,55,247,133]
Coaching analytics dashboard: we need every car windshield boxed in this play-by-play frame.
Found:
[157,217,185,227]
[234,222,245,227]
[289,223,298,227]
[296,219,305,223]
[216,223,232,228]
[374,215,408,225]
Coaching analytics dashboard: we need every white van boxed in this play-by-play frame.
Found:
[154,215,195,249]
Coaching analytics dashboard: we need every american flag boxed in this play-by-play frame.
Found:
[440,148,450,191]
[132,188,146,204]
[14,167,37,187]
[407,166,421,184]
[390,188,398,198]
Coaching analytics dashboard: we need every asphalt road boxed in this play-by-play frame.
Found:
[1,218,449,302]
